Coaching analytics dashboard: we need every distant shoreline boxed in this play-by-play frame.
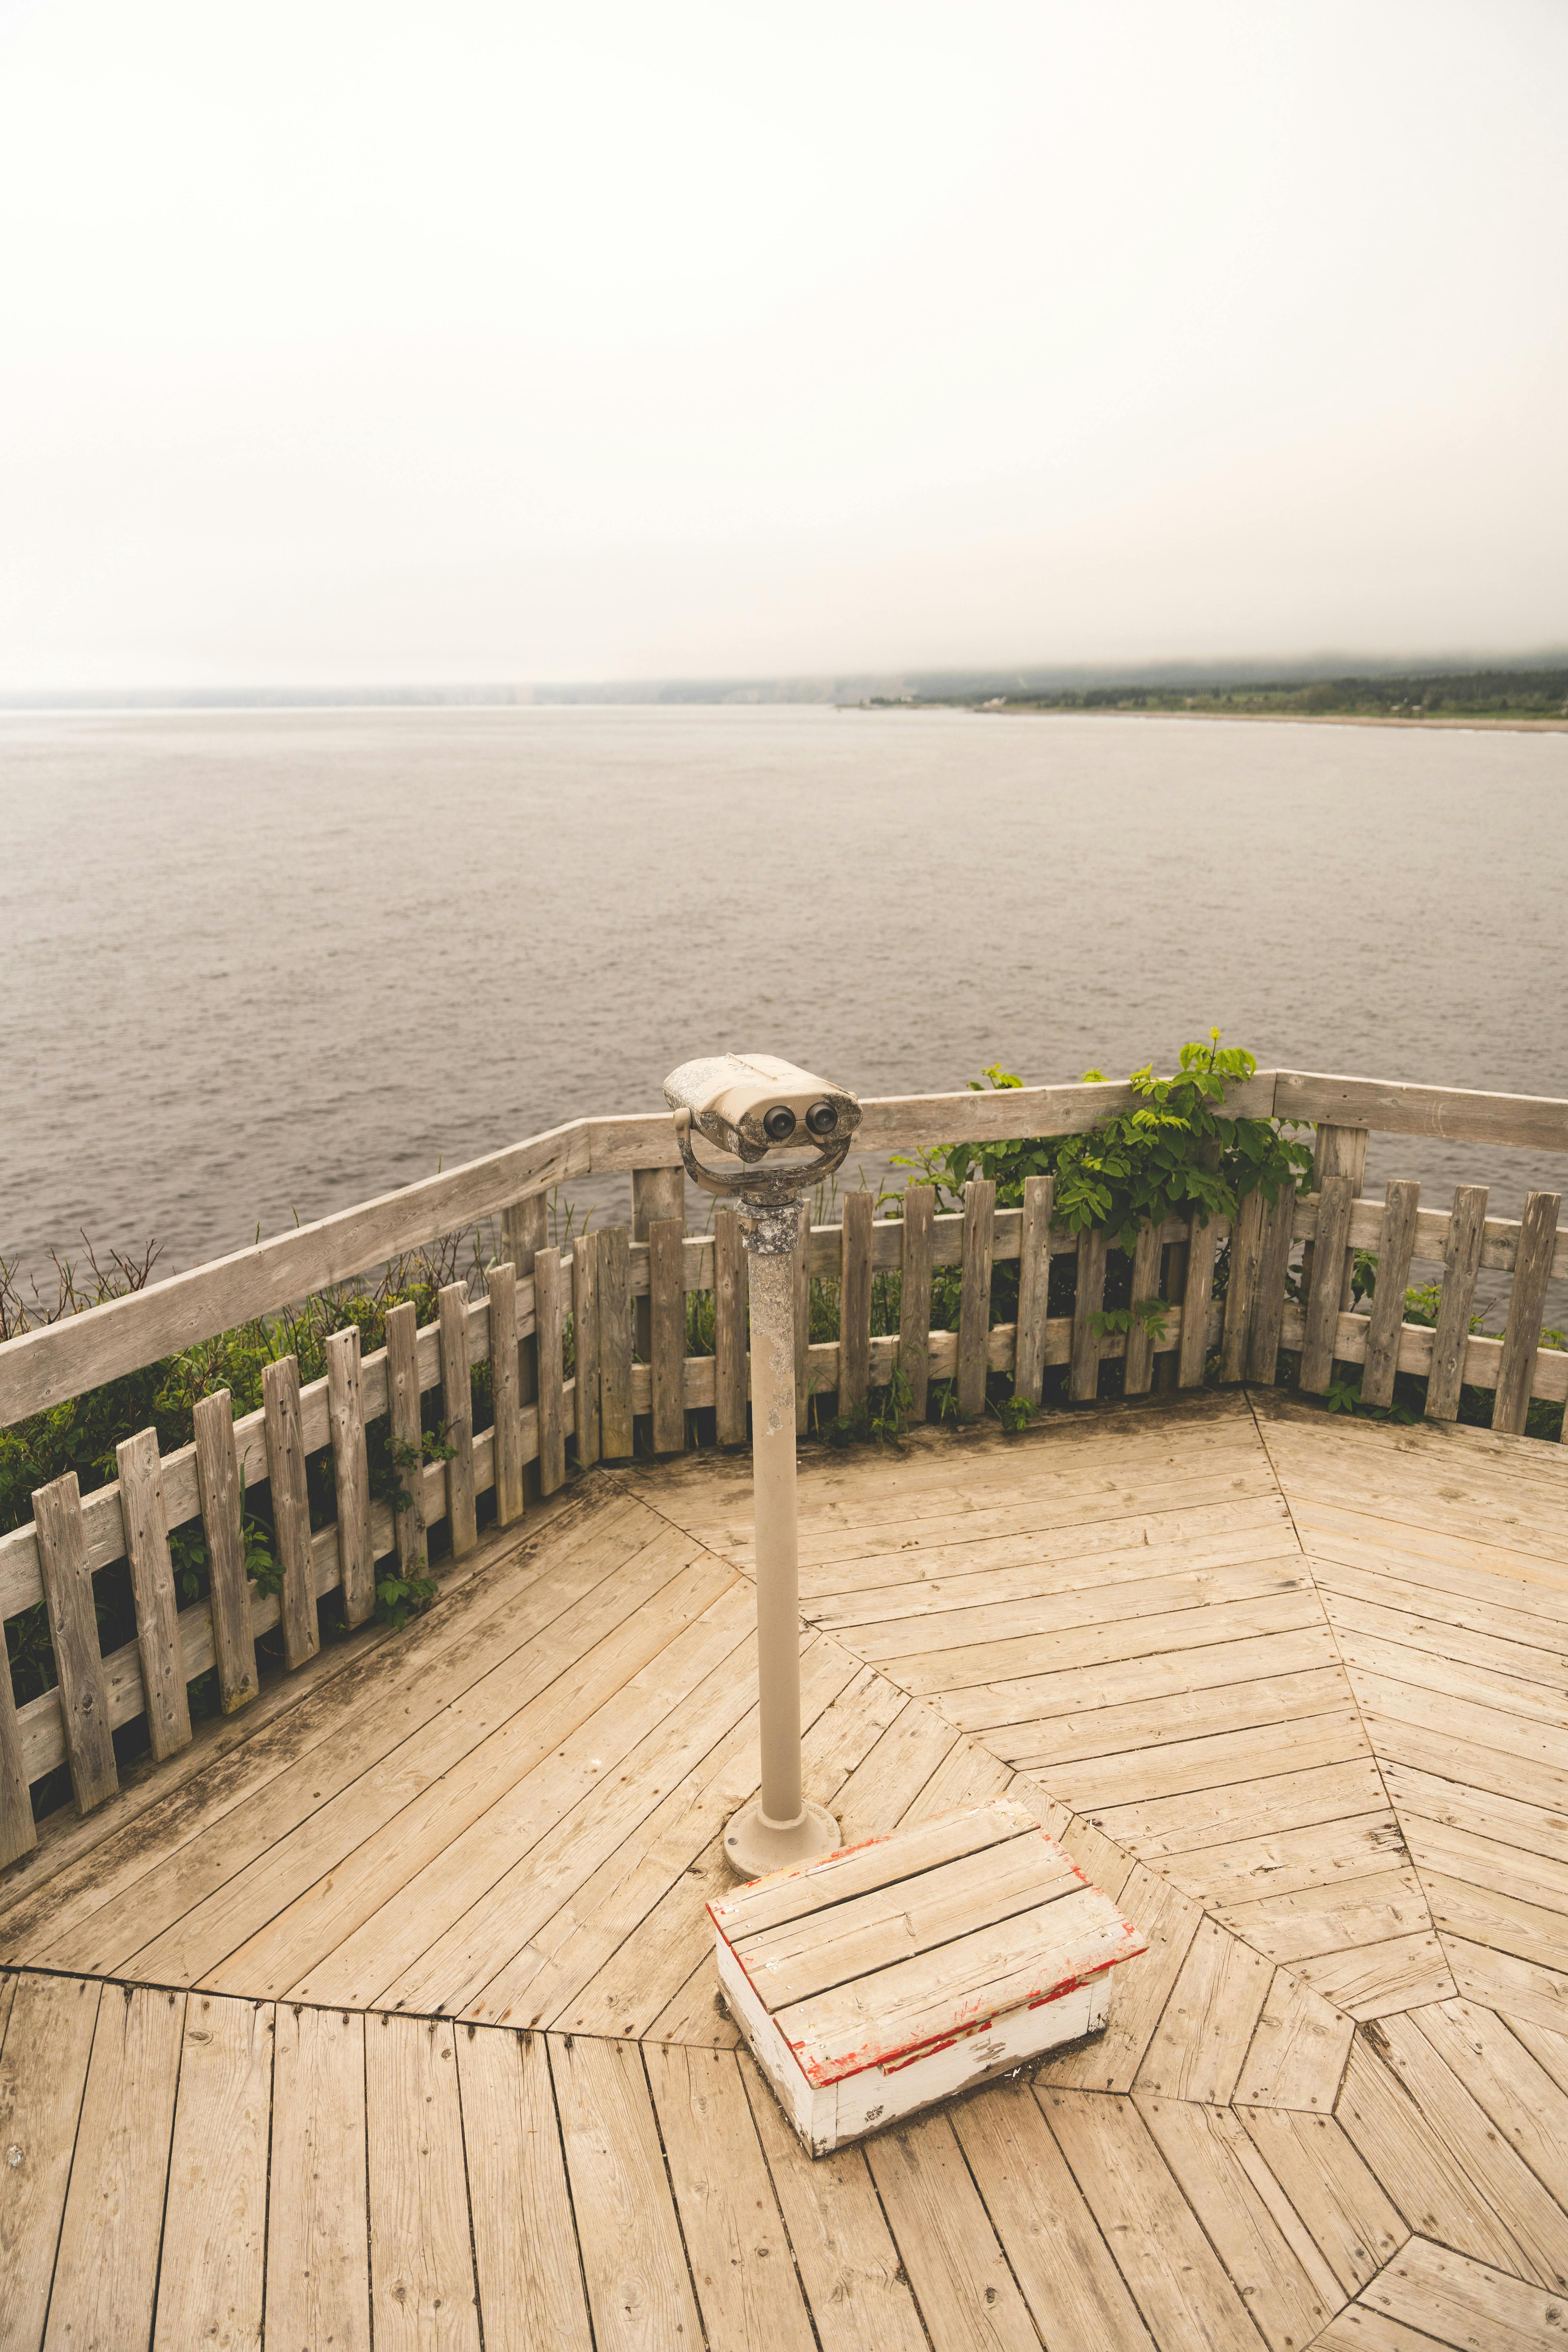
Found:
[975,707,1568,734]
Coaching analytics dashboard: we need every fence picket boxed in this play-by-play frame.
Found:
[839,1191,874,1417]
[713,1208,748,1447]
[262,1357,318,1669]
[485,1263,525,1526]
[793,1214,811,1433]
[1218,1188,1267,1384]
[1247,1187,1298,1384]
[385,1301,426,1580]
[501,1194,548,1419]
[898,1185,936,1419]
[32,1471,117,1811]
[114,1428,192,1761]
[193,1392,257,1712]
[1493,1191,1561,1435]
[1010,1177,1052,1405]
[572,1235,601,1469]
[598,1227,634,1460]
[326,1328,376,1626]
[0,1664,34,1866]
[535,1246,567,1492]
[1426,1185,1489,1421]
[1361,1179,1421,1410]
[1177,1215,1220,1388]
[633,1168,684,1374]
[437,1283,478,1558]
[1300,1176,1355,1393]
[956,1178,996,1419]
[649,1219,686,1455]
[1070,1228,1108,1403]
[1122,1219,1164,1396]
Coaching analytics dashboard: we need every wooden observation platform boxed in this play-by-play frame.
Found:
[0,1066,1565,2346]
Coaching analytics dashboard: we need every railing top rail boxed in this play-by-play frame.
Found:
[2,1064,1564,1431]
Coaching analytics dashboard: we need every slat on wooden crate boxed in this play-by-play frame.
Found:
[32,1471,117,1811]
[192,1391,257,1713]
[384,1300,426,1580]
[598,1226,634,1461]
[1247,1185,1299,1385]
[1493,1190,1561,1435]
[713,1207,748,1448]
[535,1245,568,1493]
[839,1190,873,1417]
[325,1327,376,1627]
[898,1185,935,1419]
[1122,1217,1164,1397]
[956,1177,996,1419]
[1012,1174,1052,1405]
[1178,1217,1220,1388]
[262,1356,318,1670]
[1070,1226,1108,1404]
[572,1234,601,1469]
[1218,1188,1266,1384]
[114,1428,192,1761]
[648,1218,686,1455]
[1300,1173,1355,1393]
[485,1262,525,1526]
[1426,1183,1488,1421]
[438,1282,479,1559]
[1360,1179,1420,1410]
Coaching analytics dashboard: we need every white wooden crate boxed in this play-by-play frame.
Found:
[708,1799,1146,2155]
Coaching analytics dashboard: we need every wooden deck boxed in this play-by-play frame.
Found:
[2,1387,1566,2349]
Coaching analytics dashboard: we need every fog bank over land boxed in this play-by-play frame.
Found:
[0,1,1563,690]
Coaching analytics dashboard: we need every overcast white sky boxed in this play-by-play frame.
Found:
[2,0,1564,688]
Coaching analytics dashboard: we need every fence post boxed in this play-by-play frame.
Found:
[956,1179,996,1419]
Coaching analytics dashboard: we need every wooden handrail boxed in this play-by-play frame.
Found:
[3,1065,1565,1430]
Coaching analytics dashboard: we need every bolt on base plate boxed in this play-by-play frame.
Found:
[722,1798,841,1881]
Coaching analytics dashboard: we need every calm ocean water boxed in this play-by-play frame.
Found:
[4,704,1565,1316]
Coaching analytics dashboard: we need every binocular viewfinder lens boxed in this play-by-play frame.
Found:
[805,1101,837,1136]
[763,1105,797,1141]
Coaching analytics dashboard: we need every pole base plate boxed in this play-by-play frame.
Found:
[722,1799,841,1881]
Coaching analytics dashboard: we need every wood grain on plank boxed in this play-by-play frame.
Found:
[1360,2232,1568,2351]
[365,2011,481,2350]
[154,1995,272,2352]
[1237,2106,1407,2296]
[1302,1172,1356,1393]
[265,2002,371,2352]
[647,2044,817,2352]
[1134,1917,1274,2104]
[896,1185,935,1422]
[192,1391,259,1714]
[43,1983,186,2352]
[1248,1184,1301,1384]
[1070,1226,1109,1405]
[1234,1964,1355,2110]
[548,2033,704,2351]
[33,1471,117,1810]
[1178,1215,1220,1388]
[0,1973,101,2349]
[385,1300,426,1581]
[456,2025,593,2350]
[1219,1186,1266,1384]
[865,2111,1044,2352]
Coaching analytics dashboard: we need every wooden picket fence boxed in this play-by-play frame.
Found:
[0,1067,1564,1871]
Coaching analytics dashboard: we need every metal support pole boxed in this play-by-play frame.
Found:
[722,1195,840,1879]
